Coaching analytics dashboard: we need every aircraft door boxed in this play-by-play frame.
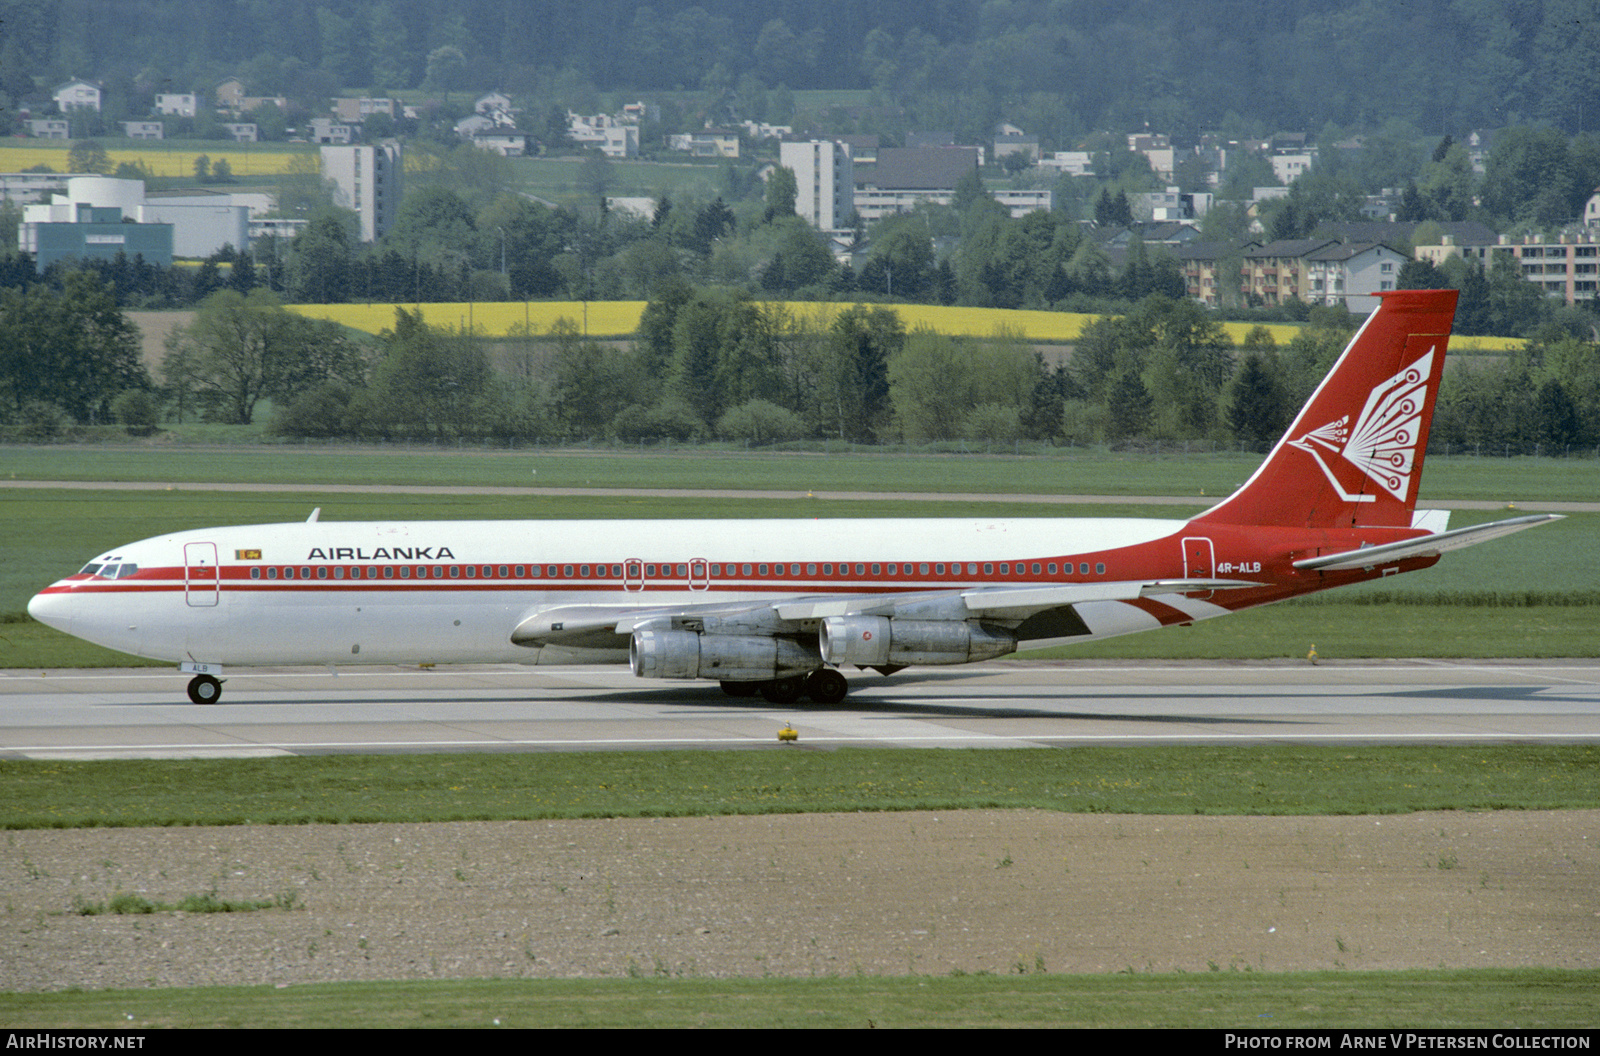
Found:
[1182,536,1215,579]
[184,542,220,607]
[624,558,644,592]
[689,559,709,591]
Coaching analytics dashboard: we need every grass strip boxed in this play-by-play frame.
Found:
[2,970,1596,1028]
[3,746,1596,830]
[6,445,1598,502]
[70,890,302,915]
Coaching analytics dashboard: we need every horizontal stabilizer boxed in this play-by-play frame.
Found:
[1292,513,1561,572]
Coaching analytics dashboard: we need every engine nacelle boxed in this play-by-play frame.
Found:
[820,616,1017,667]
[630,629,819,682]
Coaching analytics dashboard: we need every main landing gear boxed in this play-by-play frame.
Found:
[721,668,849,705]
[187,674,223,705]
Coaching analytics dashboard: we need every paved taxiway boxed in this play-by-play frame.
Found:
[3,660,1599,759]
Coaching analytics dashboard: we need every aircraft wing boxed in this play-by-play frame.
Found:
[1293,513,1561,572]
[510,578,1268,650]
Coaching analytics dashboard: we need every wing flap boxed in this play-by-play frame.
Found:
[1293,513,1561,572]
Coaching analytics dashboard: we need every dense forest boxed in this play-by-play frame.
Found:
[4,0,1598,139]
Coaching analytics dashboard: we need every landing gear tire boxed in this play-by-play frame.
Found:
[720,681,761,698]
[759,676,806,705]
[187,674,223,705]
[805,669,849,705]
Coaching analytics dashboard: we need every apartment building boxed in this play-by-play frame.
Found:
[1415,233,1600,306]
[321,141,402,243]
[779,138,854,233]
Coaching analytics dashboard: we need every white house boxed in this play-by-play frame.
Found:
[1304,241,1407,313]
[155,93,197,118]
[53,79,101,112]
[308,118,355,145]
[28,119,71,140]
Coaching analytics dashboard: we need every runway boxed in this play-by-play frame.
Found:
[3,659,1599,759]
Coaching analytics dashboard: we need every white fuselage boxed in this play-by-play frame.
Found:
[30,516,1212,668]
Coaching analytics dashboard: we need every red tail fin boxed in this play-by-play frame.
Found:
[1195,289,1458,529]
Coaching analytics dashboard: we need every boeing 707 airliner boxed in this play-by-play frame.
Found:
[30,290,1557,705]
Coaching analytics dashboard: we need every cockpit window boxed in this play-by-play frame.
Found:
[75,561,137,579]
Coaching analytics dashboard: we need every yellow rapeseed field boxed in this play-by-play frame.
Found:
[291,301,1106,340]
[0,142,314,179]
[290,301,652,338]
[288,300,1520,349]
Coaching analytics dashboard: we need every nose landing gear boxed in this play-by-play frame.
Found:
[186,673,223,705]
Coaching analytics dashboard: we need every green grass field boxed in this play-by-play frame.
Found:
[5,746,1597,828]
[4,969,1596,1029]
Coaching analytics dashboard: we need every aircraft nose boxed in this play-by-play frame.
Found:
[27,588,73,634]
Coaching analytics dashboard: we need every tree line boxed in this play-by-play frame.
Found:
[7,1,1597,140]
[6,269,1600,455]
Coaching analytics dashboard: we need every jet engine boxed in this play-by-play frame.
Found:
[819,615,1017,667]
[630,628,820,682]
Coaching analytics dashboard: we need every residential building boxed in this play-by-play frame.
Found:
[1134,187,1211,222]
[994,189,1054,218]
[852,146,980,221]
[18,177,173,271]
[1242,239,1334,305]
[475,91,513,117]
[1240,238,1404,313]
[332,97,396,124]
[1038,151,1094,177]
[0,172,76,204]
[321,141,402,243]
[669,128,740,158]
[120,121,164,140]
[619,101,656,125]
[53,79,101,112]
[1303,241,1406,311]
[833,135,880,164]
[221,123,259,143]
[1270,151,1316,184]
[1128,133,1176,180]
[308,119,355,145]
[470,130,527,157]
[567,111,638,158]
[993,129,1040,164]
[739,120,792,142]
[155,93,197,118]
[1417,233,1600,306]
[27,119,71,140]
[779,138,854,233]
[1584,188,1600,227]
[1173,241,1241,308]
[250,216,309,242]
[214,78,287,115]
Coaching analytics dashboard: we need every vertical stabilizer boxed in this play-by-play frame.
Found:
[1194,288,1458,529]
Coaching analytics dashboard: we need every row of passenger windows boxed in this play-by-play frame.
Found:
[246,560,1109,581]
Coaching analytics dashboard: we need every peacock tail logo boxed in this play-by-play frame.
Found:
[1288,349,1433,504]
